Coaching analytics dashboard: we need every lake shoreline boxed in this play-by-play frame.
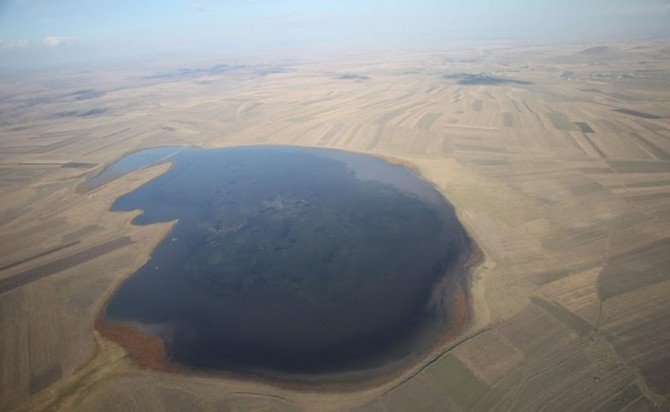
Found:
[95,237,481,393]
[91,145,484,392]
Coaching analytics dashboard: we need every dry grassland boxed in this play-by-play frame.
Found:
[1,41,669,410]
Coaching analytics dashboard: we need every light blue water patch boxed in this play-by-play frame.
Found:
[84,146,184,191]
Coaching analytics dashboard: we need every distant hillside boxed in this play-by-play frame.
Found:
[579,46,612,55]
[552,45,632,63]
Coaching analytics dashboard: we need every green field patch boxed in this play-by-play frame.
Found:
[470,159,510,166]
[614,108,662,119]
[454,144,506,153]
[568,182,605,196]
[531,297,593,337]
[426,353,490,411]
[626,178,670,189]
[599,237,670,300]
[607,160,670,174]
[541,225,610,252]
[529,259,602,285]
[547,112,576,131]
[579,167,614,174]
[417,112,442,130]
[575,121,595,134]
[502,112,516,127]
[629,192,670,202]
[594,384,642,411]
[627,133,670,160]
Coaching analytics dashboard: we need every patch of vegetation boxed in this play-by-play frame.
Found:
[339,73,370,81]
[426,354,490,411]
[531,297,593,337]
[444,73,531,85]
[614,108,662,119]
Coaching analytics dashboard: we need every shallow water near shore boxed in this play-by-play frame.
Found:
[84,146,183,191]
[98,146,471,380]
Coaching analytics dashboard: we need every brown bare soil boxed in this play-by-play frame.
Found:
[96,322,176,373]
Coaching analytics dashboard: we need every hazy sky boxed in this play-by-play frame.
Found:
[1,0,670,68]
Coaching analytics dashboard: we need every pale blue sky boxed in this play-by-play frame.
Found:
[1,0,669,68]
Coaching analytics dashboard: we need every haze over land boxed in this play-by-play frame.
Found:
[2,0,670,68]
[1,1,670,411]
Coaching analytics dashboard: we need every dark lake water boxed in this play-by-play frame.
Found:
[100,146,469,378]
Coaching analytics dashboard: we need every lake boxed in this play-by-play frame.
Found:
[97,146,472,382]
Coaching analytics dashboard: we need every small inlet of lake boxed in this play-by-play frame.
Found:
[95,146,474,384]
